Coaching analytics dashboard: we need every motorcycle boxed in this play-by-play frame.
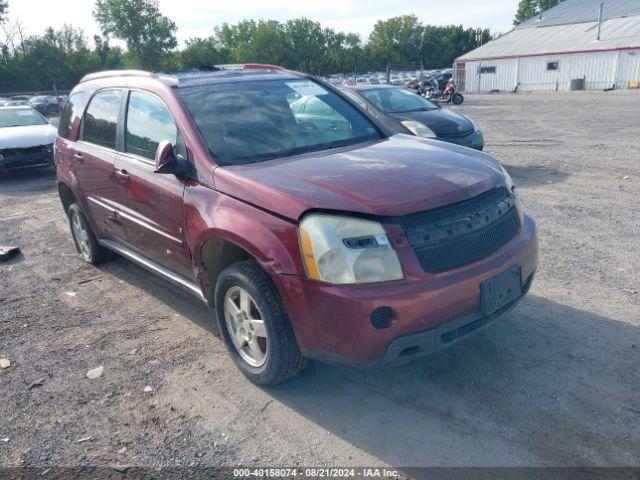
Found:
[424,79,464,105]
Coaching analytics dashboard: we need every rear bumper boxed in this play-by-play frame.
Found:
[437,129,484,151]
[0,150,53,172]
[277,215,538,365]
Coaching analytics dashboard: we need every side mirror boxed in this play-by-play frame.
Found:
[154,140,180,174]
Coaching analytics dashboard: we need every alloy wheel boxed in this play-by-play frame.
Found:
[71,211,91,260]
[223,286,268,367]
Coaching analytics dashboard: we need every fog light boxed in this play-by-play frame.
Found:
[370,306,395,329]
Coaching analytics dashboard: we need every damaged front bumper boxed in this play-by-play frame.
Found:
[0,144,54,172]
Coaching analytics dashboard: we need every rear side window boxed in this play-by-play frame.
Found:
[58,92,86,139]
[82,89,124,149]
[125,91,177,160]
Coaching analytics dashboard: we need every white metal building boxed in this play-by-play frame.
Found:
[455,0,640,92]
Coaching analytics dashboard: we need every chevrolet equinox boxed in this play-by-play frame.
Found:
[55,65,538,385]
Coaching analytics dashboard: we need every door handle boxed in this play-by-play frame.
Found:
[73,153,84,163]
[115,169,129,184]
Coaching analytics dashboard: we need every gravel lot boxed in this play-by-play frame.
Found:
[1,92,639,473]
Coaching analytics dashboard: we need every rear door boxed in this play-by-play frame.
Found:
[114,89,192,278]
[73,88,128,240]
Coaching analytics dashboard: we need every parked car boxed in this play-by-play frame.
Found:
[55,66,537,385]
[29,95,60,117]
[0,106,57,173]
[340,85,484,150]
[3,99,30,107]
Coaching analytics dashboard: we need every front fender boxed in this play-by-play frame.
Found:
[184,184,304,277]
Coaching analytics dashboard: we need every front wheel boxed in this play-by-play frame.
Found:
[452,93,464,105]
[215,260,306,386]
[68,203,111,265]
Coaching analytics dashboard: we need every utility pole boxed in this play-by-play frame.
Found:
[597,1,604,40]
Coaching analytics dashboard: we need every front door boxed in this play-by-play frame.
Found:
[114,89,193,279]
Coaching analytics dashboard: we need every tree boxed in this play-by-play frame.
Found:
[0,11,496,91]
[0,0,8,24]
[368,15,424,70]
[514,0,559,26]
[214,18,333,73]
[180,37,230,69]
[0,25,125,92]
[93,0,177,70]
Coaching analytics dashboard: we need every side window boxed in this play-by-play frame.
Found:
[125,91,177,161]
[58,92,86,139]
[82,90,124,149]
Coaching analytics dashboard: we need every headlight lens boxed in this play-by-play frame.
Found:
[401,120,437,138]
[299,214,404,284]
[501,165,524,223]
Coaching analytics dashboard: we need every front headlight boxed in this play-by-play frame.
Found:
[299,214,404,284]
[501,165,524,223]
[401,120,437,139]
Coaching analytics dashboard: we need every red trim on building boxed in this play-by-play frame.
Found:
[457,45,640,63]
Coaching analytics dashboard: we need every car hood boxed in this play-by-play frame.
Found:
[213,134,504,221]
[394,108,474,136]
[0,124,57,149]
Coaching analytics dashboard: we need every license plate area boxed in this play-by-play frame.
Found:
[480,266,522,316]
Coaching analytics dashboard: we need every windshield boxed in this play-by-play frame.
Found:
[178,78,381,165]
[0,108,48,128]
[358,88,439,114]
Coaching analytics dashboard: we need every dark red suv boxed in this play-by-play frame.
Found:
[55,66,538,385]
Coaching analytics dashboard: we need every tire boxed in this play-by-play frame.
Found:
[215,260,306,386]
[67,203,111,265]
[452,93,464,105]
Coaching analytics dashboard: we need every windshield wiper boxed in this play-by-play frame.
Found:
[238,136,378,165]
[391,107,437,113]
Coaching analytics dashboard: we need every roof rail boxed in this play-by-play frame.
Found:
[79,70,156,83]
[215,63,287,72]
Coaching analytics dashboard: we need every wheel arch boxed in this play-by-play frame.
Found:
[57,181,77,215]
[198,235,253,305]
[194,226,302,307]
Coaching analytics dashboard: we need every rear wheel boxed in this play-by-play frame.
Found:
[452,93,464,105]
[68,203,110,265]
[215,260,306,386]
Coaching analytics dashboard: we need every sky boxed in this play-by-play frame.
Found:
[6,0,519,45]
